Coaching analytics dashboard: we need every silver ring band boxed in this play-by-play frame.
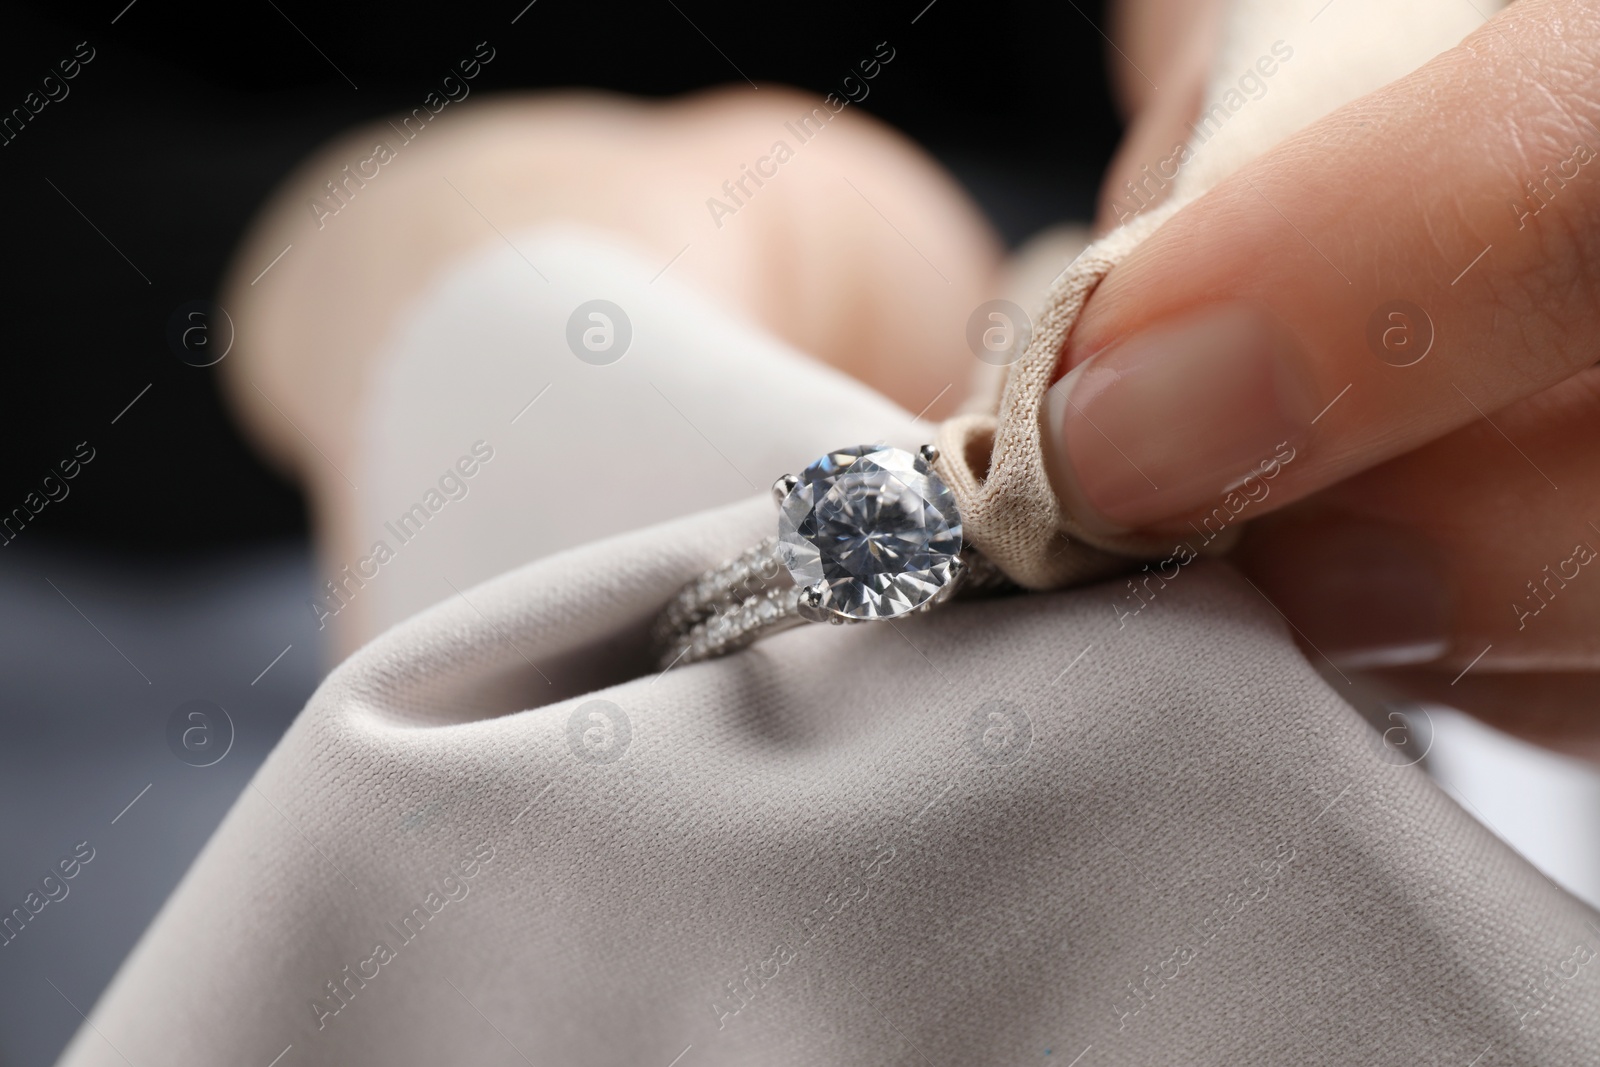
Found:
[652,443,1014,669]
[652,536,1012,669]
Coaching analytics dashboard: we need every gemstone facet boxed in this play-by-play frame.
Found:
[775,444,963,620]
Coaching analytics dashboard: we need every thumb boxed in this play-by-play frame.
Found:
[1045,0,1600,534]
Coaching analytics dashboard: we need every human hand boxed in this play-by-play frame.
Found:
[222,88,999,654]
[1051,0,1600,759]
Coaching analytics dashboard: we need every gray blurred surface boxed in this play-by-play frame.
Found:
[0,543,325,1067]
[2,549,1596,1067]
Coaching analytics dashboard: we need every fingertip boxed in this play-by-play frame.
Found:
[1045,302,1319,531]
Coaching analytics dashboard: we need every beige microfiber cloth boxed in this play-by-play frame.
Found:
[936,0,1501,588]
[57,2,1600,1066]
[936,202,1185,589]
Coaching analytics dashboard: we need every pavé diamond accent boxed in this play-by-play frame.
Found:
[776,444,962,620]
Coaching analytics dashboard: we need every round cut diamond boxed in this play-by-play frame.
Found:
[776,444,962,620]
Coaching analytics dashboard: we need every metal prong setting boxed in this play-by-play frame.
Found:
[772,473,799,506]
[916,554,966,613]
[918,443,940,464]
[797,580,833,623]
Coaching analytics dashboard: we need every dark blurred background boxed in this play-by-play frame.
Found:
[1,0,1121,557]
[0,2,1120,1063]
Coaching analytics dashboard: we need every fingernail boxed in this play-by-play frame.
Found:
[1045,303,1318,531]
[1246,519,1451,669]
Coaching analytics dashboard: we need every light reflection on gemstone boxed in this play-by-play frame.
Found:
[775,444,962,620]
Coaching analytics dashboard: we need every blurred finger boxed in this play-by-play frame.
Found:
[1237,366,1600,674]
[1372,669,1600,764]
[1096,0,1225,232]
[1106,0,1227,118]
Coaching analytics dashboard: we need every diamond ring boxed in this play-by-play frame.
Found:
[653,443,1010,668]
